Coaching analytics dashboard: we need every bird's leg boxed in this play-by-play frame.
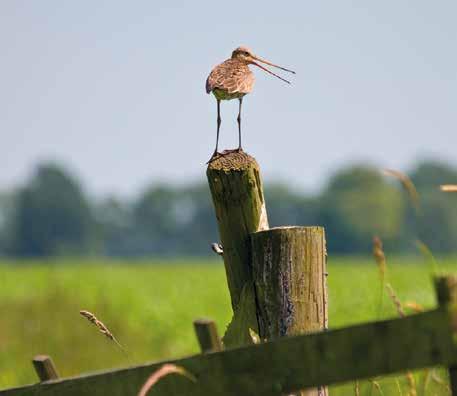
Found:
[216,99,221,153]
[237,97,243,151]
[207,99,221,163]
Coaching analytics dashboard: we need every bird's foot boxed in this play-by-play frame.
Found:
[221,147,244,155]
[206,150,221,164]
[207,148,244,164]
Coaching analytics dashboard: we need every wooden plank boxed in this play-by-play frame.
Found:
[32,356,59,382]
[1,309,455,396]
[193,318,222,353]
[435,276,457,395]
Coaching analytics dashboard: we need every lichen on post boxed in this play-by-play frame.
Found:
[251,226,328,396]
[207,151,268,346]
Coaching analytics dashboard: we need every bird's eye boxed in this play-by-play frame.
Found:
[244,51,250,56]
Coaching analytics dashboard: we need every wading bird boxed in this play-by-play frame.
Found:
[206,46,295,161]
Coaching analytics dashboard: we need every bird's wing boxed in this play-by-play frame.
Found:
[236,69,254,94]
[206,60,254,94]
[205,74,214,94]
[206,61,227,94]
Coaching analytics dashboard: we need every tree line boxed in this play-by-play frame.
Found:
[0,159,456,258]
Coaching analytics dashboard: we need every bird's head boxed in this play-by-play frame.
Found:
[231,46,296,84]
[231,46,256,62]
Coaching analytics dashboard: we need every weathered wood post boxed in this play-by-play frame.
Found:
[251,226,328,396]
[32,355,59,382]
[207,151,329,396]
[435,276,457,395]
[207,151,268,346]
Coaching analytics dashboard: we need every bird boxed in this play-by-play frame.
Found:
[206,46,295,161]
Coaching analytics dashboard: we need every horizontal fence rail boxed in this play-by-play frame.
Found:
[2,305,456,396]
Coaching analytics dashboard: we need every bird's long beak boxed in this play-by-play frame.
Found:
[251,55,296,84]
[254,56,296,74]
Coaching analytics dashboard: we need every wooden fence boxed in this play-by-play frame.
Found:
[1,275,456,396]
[2,155,456,395]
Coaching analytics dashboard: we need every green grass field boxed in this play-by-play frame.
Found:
[1,256,456,395]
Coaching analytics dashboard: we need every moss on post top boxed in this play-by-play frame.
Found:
[207,151,259,172]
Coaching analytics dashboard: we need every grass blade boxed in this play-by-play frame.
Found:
[137,364,196,396]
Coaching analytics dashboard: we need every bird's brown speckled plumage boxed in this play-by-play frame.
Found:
[206,58,254,100]
[205,46,294,160]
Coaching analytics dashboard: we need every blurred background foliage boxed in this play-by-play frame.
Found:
[1,159,456,258]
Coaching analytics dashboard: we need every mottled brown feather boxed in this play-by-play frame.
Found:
[206,58,255,99]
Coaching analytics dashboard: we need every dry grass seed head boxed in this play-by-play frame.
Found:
[385,283,405,318]
[79,310,124,351]
[405,371,417,396]
[372,236,386,277]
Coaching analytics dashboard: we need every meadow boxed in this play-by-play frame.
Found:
[1,256,457,395]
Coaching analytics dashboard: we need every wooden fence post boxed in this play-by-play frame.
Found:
[435,276,457,395]
[32,355,59,382]
[207,151,268,346]
[193,318,223,353]
[251,226,328,396]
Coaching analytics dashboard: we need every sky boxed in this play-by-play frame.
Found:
[1,1,456,197]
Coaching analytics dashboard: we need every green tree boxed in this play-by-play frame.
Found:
[416,190,457,253]
[320,165,404,253]
[407,160,457,253]
[411,160,457,190]
[95,197,134,257]
[0,192,15,255]
[131,183,217,256]
[132,184,180,255]
[174,184,218,255]
[264,183,319,227]
[10,163,94,256]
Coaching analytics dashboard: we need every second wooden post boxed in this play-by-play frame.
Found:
[251,226,328,396]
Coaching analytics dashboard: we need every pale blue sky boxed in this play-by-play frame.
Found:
[1,1,456,196]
